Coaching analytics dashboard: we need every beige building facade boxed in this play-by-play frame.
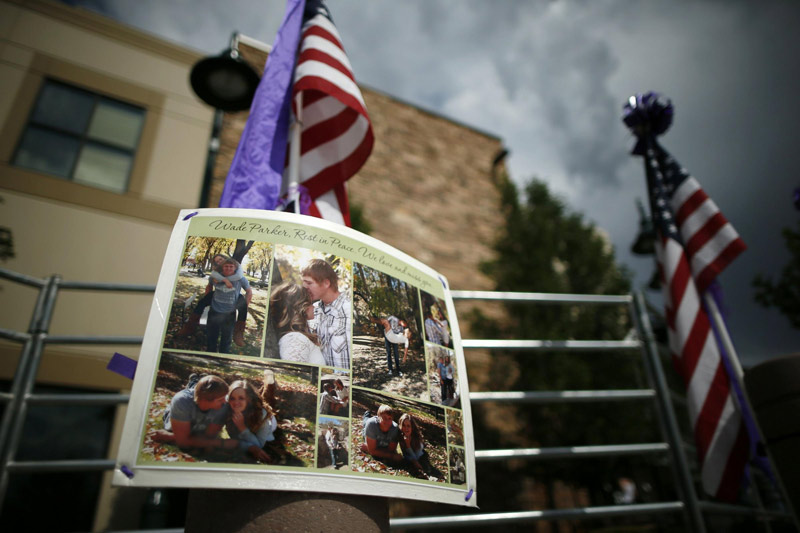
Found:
[0,1,505,529]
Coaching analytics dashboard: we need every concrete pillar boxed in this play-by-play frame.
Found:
[185,489,389,533]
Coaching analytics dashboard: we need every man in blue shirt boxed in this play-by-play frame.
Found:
[207,259,252,353]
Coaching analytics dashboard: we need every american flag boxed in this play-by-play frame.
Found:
[285,0,374,225]
[645,139,749,501]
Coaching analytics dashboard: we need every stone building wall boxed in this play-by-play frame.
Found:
[209,42,506,293]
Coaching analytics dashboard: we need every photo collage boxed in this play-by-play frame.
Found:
[137,232,467,487]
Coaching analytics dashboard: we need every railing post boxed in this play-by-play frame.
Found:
[0,274,61,505]
[631,291,706,533]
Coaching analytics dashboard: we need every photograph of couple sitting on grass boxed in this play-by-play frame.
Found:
[349,388,451,483]
[140,352,317,466]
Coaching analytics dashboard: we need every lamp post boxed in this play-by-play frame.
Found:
[189,32,261,208]
[629,198,661,290]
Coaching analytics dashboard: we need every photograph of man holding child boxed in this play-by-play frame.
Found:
[140,352,317,466]
[351,263,427,400]
[266,245,352,369]
[164,237,271,357]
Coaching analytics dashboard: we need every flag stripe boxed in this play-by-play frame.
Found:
[300,31,352,73]
[302,116,374,198]
[295,63,367,113]
[300,113,371,187]
[302,95,347,129]
[715,422,750,501]
[694,361,731,461]
[302,105,358,152]
[674,186,707,227]
[695,237,748,293]
[685,212,727,257]
[701,395,740,496]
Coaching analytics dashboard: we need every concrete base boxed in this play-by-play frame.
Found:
[185,490,389,533]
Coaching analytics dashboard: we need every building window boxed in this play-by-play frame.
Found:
[12,79,145,194]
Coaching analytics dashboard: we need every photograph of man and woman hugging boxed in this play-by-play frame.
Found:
[140,232,466,487]
[140,352,317,466]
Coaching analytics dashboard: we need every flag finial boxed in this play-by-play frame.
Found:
[622,92,673,155]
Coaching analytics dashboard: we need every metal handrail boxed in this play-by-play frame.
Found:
[0,272,791,531]
[476,443,670,461]
[451,290,631,304]
[462,339,641,350]
[390,502,686,530]
[0,267,155,508]
[469,389,656,403]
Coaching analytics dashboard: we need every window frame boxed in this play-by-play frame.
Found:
[12,78,146,194]
[0,52,179,225]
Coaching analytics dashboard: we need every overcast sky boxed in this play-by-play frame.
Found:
[64,0,799,366]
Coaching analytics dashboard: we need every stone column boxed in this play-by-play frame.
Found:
[185,490,389,533]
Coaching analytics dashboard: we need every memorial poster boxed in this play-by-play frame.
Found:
[114,208,476,507]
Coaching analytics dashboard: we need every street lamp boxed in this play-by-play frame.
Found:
[190,33,260,112]
[189,33,262,207]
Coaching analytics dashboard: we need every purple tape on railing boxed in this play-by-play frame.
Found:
[183,211,199,220]
[107,352,137,380]
[120,465,134,479]
[465,488,474,501]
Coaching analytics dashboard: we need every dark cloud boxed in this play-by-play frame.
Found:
[64,0,799,363]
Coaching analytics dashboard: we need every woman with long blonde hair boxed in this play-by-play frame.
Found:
[269,283,325,364]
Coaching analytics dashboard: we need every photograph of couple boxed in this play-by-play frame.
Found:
[421,291,453,350]
[318,372,350,417]
[351,263,427,400]
[164,237,271,357]
[349,389,448,482]
[140,352,317,467]
[317,417,349,469]
[265,245,353,369]
[427,344,461,408]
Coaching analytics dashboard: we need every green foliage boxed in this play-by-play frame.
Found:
[469,175,665,512]
[753,220,800,329]
[349,201,372,235]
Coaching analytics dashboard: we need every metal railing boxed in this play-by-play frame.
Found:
[389,290,796,531]
[0,267,151,504]
[0,268,794,532]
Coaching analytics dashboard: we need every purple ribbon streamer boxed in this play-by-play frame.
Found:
[107,352,137,380]
[704,281,776,486]
[218,0,306,210]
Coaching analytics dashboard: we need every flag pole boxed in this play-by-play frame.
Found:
[702,293,744,379]
[287,91,303,214]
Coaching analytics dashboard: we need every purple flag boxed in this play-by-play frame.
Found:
[219,0,306,209]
